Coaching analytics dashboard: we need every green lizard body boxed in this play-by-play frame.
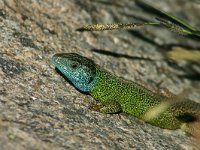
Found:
[52,53,200,134]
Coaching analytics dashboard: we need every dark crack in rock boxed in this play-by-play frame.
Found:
[0,56,26,77]
[13,32,38,49]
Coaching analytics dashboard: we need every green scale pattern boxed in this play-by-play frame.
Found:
[91,65,200,130]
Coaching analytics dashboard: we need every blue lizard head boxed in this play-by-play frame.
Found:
[52,53,97,92]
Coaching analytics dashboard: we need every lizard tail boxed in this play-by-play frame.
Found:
[183,112,200,142]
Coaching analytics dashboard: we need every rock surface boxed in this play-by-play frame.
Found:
[0,0,200,149]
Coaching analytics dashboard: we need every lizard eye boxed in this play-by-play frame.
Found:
[70,62,78,69]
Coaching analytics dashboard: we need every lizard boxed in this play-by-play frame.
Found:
[52,53,200,137]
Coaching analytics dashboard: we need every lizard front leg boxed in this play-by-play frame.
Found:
[89,101,122,114]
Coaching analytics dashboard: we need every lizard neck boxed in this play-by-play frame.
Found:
[76,75,97,93]
[90,65,119,100]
